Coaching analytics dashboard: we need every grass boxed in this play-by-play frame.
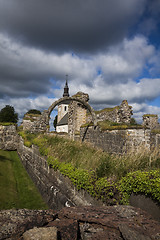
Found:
[23,113,41,122]
[19,131,160,178]
[0,122,16,126]
[18,131,160,204]
[0,149,48,210]
[97,120,144,131]
[94,106,120,114]
[143,114,158,117]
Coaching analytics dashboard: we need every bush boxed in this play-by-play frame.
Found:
[19,131,160,205]
[26,109,41,115]
[117,170,160,204]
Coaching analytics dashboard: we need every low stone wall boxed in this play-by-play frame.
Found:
[17,137,102,210]
[80,126,151,153]
[0,125,18,150]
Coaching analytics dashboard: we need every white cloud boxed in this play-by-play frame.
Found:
[0,33,160,121]
[0,96,57,121]
[132,102,160,123]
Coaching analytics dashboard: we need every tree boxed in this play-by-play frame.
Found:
[26,109,41,115]
[53,115,57,129]
[0,105,18,123]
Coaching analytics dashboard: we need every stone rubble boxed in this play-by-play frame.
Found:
[0,206,160,240]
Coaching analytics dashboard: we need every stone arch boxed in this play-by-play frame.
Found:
[48,96,97,125]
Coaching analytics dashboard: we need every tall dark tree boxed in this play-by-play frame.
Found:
[53,115,57,129]
[0,105,18,123]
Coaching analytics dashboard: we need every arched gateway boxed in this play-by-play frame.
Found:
[48,96,97,126]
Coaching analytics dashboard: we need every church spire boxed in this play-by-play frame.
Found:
[63,74,69,97]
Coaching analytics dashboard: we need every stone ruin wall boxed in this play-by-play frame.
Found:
[0,125,18,150]
[80,126,151,154]
[87,100,133,124]
[0,125,101,209]
[68,92,89,138]
[17,136,101,210]
[143,114,159,129]
[22,110,50,133]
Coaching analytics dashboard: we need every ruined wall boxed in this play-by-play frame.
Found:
[87,100,133,124]
[22,114,41,131]
[17,137,101,210]
[22,110,50,133]
[68,92,89,138]
[117,100,133,123]
[0,125,19,150]
[80,126,151,154]
[143,114,159,129]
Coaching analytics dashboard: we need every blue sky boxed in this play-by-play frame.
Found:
[0,0,160,123]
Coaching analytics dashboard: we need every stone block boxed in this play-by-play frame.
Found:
[23,227,57,240]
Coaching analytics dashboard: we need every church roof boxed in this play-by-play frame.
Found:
[56,113,68,126]
[63,76,69,97]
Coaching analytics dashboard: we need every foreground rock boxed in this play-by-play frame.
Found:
[0,206,160,240]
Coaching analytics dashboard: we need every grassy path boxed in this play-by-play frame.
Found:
[0,149,48,210]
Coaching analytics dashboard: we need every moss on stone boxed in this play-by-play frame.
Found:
[81,122,94,128]
[94,106,120,114]
[0,122,16,126]
[143,114,158,118]
[97,120,144,131]
[151,128,160,134]
[23,113,41,122]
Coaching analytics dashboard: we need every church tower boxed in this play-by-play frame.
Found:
[56,76,70,132]
[63,75,69,97]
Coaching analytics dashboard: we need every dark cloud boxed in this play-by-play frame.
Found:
[0,0,147,53]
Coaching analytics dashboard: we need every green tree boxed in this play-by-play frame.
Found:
[0,105,18,123]
[130,118,137,125]
[26,109,41,115]
[53,115,57,129]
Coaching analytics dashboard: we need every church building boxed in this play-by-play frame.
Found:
[56,79,70,133]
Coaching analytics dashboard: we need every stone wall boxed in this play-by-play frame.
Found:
[17,137,102,210]
[87,100,133,124]
[68,92,89,139]
[117,100,133,123]
[22,110,50,133]
[80,126,151,154]
[0,125,19,150]
[143,114,159,129]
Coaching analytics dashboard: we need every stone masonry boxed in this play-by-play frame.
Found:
[87,100,133,124]
[143,114,159,129]
[80,126,151,154]
[117,100,133,123]
[22,110,50,133]
[68,92,89,139]
[0,125,18,150]
[17,136,101,210]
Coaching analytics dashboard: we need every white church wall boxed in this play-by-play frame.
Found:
[57,104,69,122]
[56,124,68,133]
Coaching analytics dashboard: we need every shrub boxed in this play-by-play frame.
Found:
[19,131,160,205]
[26,109,41,115]
[117,170,160,204]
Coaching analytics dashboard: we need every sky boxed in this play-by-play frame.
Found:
[0,0,160,123]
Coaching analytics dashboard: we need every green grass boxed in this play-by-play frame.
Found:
[18,131,160,205]
[97,120,144,131]
[0,122,16,126]
[94,106,120,114]
[0,149,48,210]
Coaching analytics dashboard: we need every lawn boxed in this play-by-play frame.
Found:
[0,149,48,210]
